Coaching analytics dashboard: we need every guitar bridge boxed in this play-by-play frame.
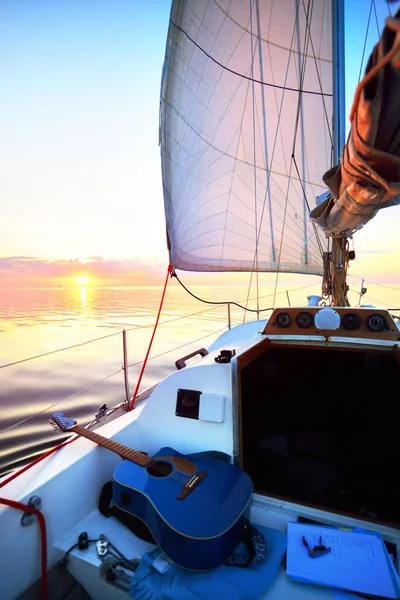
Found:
[177,470,207,500]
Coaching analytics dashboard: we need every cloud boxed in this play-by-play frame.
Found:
[0,256,167,283]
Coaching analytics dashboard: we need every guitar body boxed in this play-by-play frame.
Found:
[49,415,253,571]
[112,447,253,571]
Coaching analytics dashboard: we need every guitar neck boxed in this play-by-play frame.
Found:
[71,425,152,467]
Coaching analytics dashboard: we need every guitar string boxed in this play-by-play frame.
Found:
[98,442,194,483]
[71,425,196,484]
[118,455,192,482]
[93,440,195,483]
[55,421,201,484]
[126,457,201,484]
[141,463,194,483]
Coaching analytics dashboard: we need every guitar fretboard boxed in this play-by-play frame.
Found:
[71,425,152,467]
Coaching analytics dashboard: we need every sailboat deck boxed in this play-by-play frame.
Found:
[16,493,400,600]
[16,565,91,600]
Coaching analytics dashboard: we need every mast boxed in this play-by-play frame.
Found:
[332,0,345,165]
[330,0,349,306]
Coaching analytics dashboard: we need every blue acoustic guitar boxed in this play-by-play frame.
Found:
[50,412,253,571]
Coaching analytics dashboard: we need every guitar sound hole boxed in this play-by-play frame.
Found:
[147,461,173,478]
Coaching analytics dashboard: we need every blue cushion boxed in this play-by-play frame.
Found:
[129,524,287,600]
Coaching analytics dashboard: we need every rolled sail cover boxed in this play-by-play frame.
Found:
[311,8,400,234]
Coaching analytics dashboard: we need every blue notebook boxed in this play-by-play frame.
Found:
[286,522,400,599]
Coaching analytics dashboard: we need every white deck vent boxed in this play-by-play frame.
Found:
[199,394,225,423]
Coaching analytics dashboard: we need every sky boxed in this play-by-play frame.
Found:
[1,0,399,287]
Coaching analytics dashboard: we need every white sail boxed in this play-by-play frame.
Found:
[160,0,334,274]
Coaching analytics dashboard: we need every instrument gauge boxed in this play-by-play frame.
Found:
[342,312,362,330]
[275,312,291,328]
[296,312,314,328]
[367,314,387,332]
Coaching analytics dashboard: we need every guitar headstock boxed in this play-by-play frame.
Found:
[50,412,77,432]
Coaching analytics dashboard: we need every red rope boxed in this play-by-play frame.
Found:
[129,265,173,411]
[0,438,75,489]
[0,264,173,593]
[0,497,48,600]
[0,438,75,600]
[0,263,172,593]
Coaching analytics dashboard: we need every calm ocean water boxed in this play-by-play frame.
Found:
[0,282,254,476]
[1,278,399,477]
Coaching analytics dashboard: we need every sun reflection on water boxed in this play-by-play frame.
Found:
[80,287,86,306]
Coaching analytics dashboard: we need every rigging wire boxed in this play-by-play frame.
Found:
[169,268,273,313]
[291,154,327,258]
[0,330,121,369]
[0,368,124,434]
[296,0,312,268]
[246,0,319,311]
[1,302,229,370]
[299,0,333,145]
[372,1,381,38]
[250,0,260,318]
[169,20,332,97]
[270,0,314,306]
[126,327,227,370]
[357,1,375,84]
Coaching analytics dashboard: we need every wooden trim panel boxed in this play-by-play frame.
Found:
[263,307,400,341]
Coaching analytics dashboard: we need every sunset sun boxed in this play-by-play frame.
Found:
[75,276,89,285]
